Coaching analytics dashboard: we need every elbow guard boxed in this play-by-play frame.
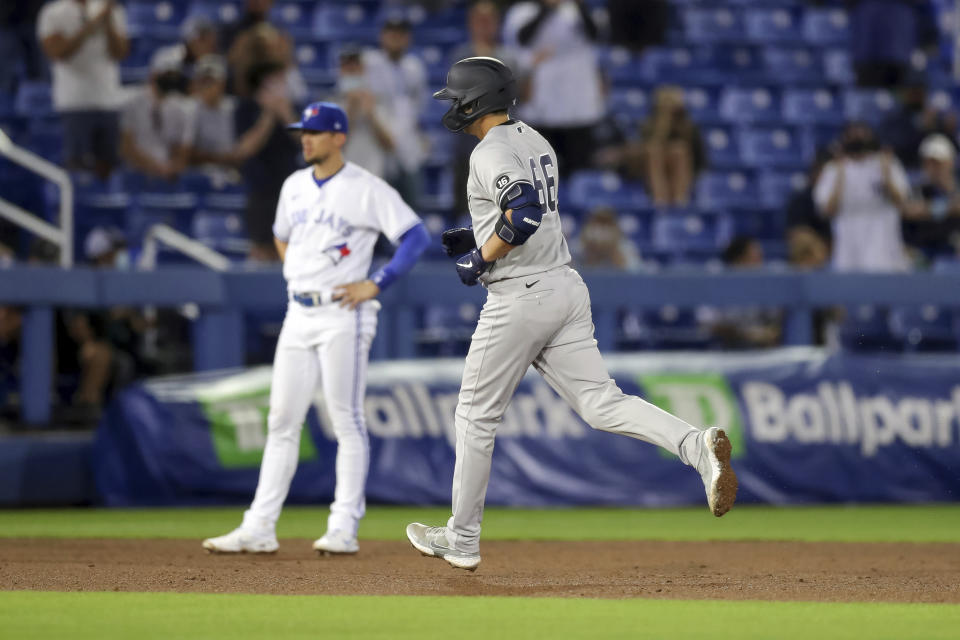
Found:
[495,181,543,246]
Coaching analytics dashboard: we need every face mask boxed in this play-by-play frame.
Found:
[843,139,870,155]
[155,72,184,95]
[114,251,130,271]
[338,75,367,94]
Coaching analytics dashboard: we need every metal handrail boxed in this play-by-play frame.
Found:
[138,223,231,271]
[0,128,73,267]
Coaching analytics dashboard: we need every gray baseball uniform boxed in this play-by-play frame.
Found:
[445,121,707,554]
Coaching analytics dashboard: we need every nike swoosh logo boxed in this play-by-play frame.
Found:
[461,260,473,268]
[525,280,539,289]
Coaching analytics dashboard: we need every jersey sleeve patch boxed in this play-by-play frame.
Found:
[495,174,510,190]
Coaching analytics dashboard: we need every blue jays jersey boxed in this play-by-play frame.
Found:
[273,162,421,293]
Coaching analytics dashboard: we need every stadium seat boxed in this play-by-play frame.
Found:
[703,125,742,169]
[729,207,787,240]
[598,46,646,87]
[269,1,315,39]
[822,49,855,85]
[758,170,806,209]
[184,1,242,26]
[696,170,757,209]
[420,165,454,211]
[126,1,186,39]
[739,126,809,169]
[312,2,382,41]
[14,82,52,118]
[838,306,902,352]
[719,87,781,124]
[683,86,723,124]
[708,46,766,84]
[744,8,803,44]
[423,127,455,167]
[762,47,822,85]
[843,89,897,127]
[681,8,746,44]
[410,44,452,85]
[802,8,851,47]
[636,47,701,85]
[295,41,335,85]
[608,88,651,121]
[567,171,650,211]
[781,88,844,125]
[889,305,959,352]
[651,210,734,255]
[620,306,712,350]
[192,210,250,256]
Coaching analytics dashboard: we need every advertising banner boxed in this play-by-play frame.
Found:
[93,349,960,506]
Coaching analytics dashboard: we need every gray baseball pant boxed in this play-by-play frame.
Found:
[444,266,704,554]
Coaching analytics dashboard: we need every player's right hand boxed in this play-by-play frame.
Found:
[441,227,477,258]
[455,248,488,286]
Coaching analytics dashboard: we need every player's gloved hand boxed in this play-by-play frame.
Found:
[455,248,489,286]
[441,227,477,258]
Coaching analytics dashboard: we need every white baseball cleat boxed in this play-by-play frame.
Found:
[202,527,279,554]
[697,427,738,517]
[312,529,359,555]
[406,522,481,571]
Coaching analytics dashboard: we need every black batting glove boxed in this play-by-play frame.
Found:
[441,227,477,258]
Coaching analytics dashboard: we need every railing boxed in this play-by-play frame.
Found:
[3,266,960,426]
[0,128,73,268]
[138,224,231,271]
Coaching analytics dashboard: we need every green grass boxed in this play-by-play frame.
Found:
[1,592,957,640]
[0,504,958,542]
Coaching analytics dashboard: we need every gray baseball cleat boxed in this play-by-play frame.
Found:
[697,427,738,517]
[312,529,359,555]
[202,527,279,554]
[406,523,481,571]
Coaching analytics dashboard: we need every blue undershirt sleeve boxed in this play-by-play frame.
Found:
[370,223,430,291]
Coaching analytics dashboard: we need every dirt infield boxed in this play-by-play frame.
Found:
[1,539,958,602]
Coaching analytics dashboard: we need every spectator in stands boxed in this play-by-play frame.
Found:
[119,47,195,181]
[635,87,705,208]
[881,80,958,169]
[332,47,394,179]
[703,236,782,349]
[814,122,911,271]
[572,206,641,271]
[37,0,129,179]
[787,151,832,270]
[902,133,960,260]
[188,55,239,181]
[363,17,428,208]
[449,1,521,215]
[0,304,19,418]
[177,16,220,81]
[851,0,938,88]
[226,0,306,105]
[504,0,604,176]
[234,61,299,262]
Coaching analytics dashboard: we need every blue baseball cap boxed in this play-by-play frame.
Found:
[287,102,349,134]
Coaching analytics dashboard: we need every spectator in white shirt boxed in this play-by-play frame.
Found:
[505,0,604,175]
[363,17,428,208]
[37,0,129,178]
[119,48,195,181]
[333,47,395,179]
[814,123,911,272]
[188,55,239,183]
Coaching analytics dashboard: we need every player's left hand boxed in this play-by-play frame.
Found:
[455,248,489,286]
[333,280,380,309]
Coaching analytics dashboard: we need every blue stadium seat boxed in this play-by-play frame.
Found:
[781,88,844,125]
[703,125,742,169]
[636,47,701,85]
[843,89,897,126]
[802,8,851,47]
[758,170,806,209]
[839,306,902,352]
[423,127,454,167]
[739,126,809,169]
[651,210,734,255]
[616,210,654,251]
[184,1,242,26]
[295,41,335,85]
[14,82,52,118]
[598,46,646,87]
[729,207,787,240]
[201,182,247,212]
[762,47,822,84]
[719,87,781,124]
[744,8,803,44]
[269,1,315,39]
[708,46,766,84]
[410,44,452,85]
[126,1,185,39]
[608,88,651,121]
[683,86,723,124]
[621,306,712,350]
[420,98,449,129]
[421,165,454,211]
[889,305,959,352]
[406,3,466,45]
[696,170,757,209]
[312,2,382,41]
[567,171,649,211]
[682,8,745,44]
[822,49,855,85]
[192,210,250,256]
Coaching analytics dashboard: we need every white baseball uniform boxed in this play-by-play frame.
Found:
[445,121,706,554]
[242,161,421,538]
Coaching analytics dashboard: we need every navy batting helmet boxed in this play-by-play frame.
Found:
[433,57,517,133]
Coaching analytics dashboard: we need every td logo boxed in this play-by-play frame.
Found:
[201,390,317,468]
[637,373,745,458]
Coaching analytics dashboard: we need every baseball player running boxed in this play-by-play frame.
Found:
[204,102,429,555]
[406,58,737,571]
